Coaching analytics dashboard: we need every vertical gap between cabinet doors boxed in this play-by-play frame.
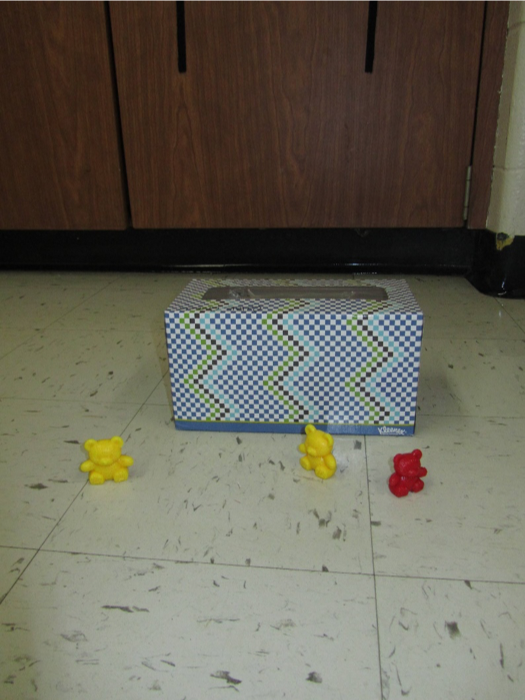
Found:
[176,0,187,73]
[365,1,378,73]
[104,1,132,225]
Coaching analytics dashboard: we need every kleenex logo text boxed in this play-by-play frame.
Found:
[378,427,408,436]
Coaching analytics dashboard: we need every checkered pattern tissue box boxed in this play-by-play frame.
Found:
[164,278,424,435]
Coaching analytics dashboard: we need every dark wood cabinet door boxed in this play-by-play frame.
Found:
[0,2,127,229]
[111,1,484,229]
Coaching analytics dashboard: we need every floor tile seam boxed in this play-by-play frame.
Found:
[34,326,167,334]
[0,275,118,290]
[0,330,45,361]
[493,303,525,334]
[35,548,375,577]
[0,549,40,606]
[415,412,525,420]
[422,306,523,316]
[364,434,385,700]
[373,572,525,587]
[422,336,525,343]
[31,481,91,558]
[0,394,150,406]
[120,402,151,441]
[423,334,525,340]
[141,372,170,407]
[498,297,525,318]
[15,283,119,334]
[5,326,166,336]
[0,396,146,406]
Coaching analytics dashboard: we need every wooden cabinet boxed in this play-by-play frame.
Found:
[0,1,503,236]
[111,1,485,229]
[0,2,127,229]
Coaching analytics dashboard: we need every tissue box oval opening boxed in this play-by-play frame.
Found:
[164,279,424,435]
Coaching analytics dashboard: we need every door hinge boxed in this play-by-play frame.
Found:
[463,165,472,221]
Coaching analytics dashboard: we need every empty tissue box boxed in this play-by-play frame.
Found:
[164,278,424,435]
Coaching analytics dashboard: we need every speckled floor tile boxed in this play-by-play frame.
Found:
[2,271,525,700]
[105,271,195,291]
[0,551,380,700]
[376,576,525,700]
[45,404,373,574]
[421,310,524,341]
[406,275,490,309]
[0,329,167,403]
[367,415,525,582]
[0,329,40,359]
[0,399,141,548]
[417,337,525,416]
[0,271,118,290]
[48,280,186,332]
[422,297,523,340]
[0,286,100,330]
[406,276,525,339]
[0,548,35,604]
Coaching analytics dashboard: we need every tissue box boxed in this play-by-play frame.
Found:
[164,278,423,435]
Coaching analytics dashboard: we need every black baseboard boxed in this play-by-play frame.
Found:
[0,227,475,271]
[0,227,523,297]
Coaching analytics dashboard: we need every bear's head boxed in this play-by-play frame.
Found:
[303,425,334,458]
[84,436,124,467]
[393,449,423,477]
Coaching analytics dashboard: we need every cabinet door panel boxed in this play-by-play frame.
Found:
[0,2,127,229]
[112,1,484,229]
[367,1,484,227]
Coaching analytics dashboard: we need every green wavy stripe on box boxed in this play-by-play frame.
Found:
[346,323,384,421]
[179,313,224,419]
[345,302,390,422]
[262,300,308,421]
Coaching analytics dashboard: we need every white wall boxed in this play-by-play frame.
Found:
[487,1,525,236]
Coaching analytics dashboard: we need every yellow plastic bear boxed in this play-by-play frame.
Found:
[80,436,133,485]
[298,425,337,479]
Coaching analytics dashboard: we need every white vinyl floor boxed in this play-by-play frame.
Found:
[0,270,524,699]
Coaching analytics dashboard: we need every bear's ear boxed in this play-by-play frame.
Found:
[412,449,422,459]
[305,425,316,436]
[84,439,96,451]
[110,436,124,448]
[325,434,334,447]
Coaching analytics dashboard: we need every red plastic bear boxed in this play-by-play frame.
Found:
[389,449,427,497]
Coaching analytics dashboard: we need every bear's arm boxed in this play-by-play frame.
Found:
[80,460,94,472]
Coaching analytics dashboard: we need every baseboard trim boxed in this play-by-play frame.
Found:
[1,227,522,297]
[0,227,476,274]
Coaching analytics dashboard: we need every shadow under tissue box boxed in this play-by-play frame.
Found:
[164,278,424,435]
